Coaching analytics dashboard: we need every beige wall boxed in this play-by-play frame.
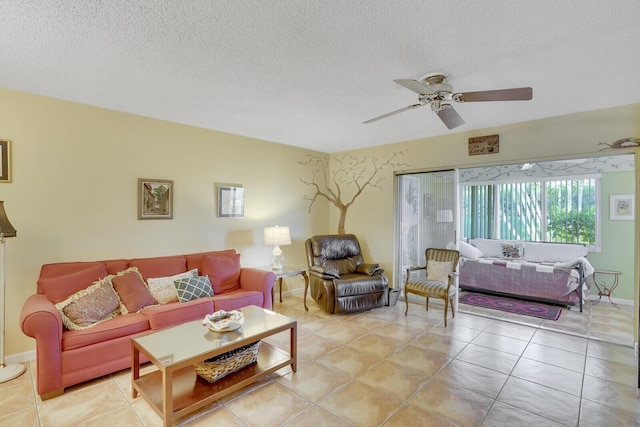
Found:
[3,84,639,358]
[1,87,329,356]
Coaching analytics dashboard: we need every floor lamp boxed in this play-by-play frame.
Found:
[0,201,24,383]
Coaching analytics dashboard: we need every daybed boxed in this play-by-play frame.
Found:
[20,249,275,400]
[456,239,593,311]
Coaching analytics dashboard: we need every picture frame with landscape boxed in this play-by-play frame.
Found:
[138,178,173,219]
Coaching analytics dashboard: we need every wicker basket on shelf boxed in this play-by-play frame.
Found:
[194,341,261,383]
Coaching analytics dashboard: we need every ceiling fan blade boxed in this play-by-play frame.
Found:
[393,79,436,95]
[436,105,465,129]
[363,103,425,124]
[456,87,533,102]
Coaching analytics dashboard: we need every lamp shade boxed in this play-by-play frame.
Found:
[0,202,16,238]
[263,226,291,246]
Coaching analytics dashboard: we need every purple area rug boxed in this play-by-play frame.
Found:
[459,293,562,320]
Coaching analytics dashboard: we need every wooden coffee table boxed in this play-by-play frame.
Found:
[131,305,297,426]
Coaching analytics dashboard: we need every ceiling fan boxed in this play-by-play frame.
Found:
[363,73,533,129]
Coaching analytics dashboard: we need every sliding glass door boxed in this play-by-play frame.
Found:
[395,170,457,291]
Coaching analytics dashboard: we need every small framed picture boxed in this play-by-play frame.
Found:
[138,178,173,219]
[217,184,245,218]
[0,139,12,182]
[610,194,634,221]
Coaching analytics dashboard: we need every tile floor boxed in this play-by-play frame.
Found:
[1,293,638,426]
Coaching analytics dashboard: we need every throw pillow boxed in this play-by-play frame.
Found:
[426,261,453,282]
[202,254,241,294]
[38,264,109,304]
[174,276,214,302]
[108,267,157,314]
[458,241,484,259]
[55,278,120,330]
[501,242,523,259]
[147,268,198,304]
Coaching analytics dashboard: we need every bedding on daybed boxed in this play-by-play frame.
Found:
[455,239,593,311]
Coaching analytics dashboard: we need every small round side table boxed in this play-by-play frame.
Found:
[591,269,622,308]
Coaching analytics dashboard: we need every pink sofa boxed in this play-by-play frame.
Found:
[20,249,275,400]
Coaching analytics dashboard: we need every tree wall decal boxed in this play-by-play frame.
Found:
[299,151,408,234]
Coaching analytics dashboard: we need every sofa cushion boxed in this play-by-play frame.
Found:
[39,264,109,304]
[55,278,121,330]
[108,267,157,314]
[129,255,187,279]
[61,312,149,351]
[147,268,198,304]
[141,298,213,330]
[174,276,214,302]
[202,254,241,294]
[213,290,263,312]
[523,242,589,262]
[185,250,237,273]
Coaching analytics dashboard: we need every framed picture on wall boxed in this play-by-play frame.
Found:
[217,184,245,218]
[138,178,173,219]
[610,194,634,221]
[0,139,11,182]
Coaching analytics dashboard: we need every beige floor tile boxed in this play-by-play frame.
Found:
[224,381,312,427]
[276,362,351,402]
[371,322,425,344]
[77,405,144,426]
[522,342,586,373]
[316,345,381,377]
[38,381,128,427]
[357,360,429,400]
[587,340,637,367]
[319,380,403,427]
[585,356,637,389]
[456,344,519,375]
[314,322,370,344]
[283,405,351,426]
[410,331,469,357]
[0,381,35,417]
[347,333,405,359]
[530,328,588,354]
[297,333,343,359]
[435,359,508,399]
[579,397,640,427]
[471,331,529,355]
[511,357,584,397]
[582,375,640,414]
[449,311,495,330]
[481,401,566,426]
[497,377,580,426]
[429,322,484,342]
[409,377,494,426]
[483,321,536,341]
[384,402,458,426]
[386,344,450,376]
[181,405,244,426]
[0,406,39,427]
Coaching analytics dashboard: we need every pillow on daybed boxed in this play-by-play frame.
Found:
[147,268,198,304]
[523,242,588,263]
[55,278,120,330]
[174,276,214,302]
[456,241,484,259]
[501,242,523,259]
[108,267,157,314]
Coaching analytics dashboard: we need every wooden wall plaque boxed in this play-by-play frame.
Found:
[468,134,499,155]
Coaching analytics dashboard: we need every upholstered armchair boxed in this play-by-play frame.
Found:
[305,234,388,314]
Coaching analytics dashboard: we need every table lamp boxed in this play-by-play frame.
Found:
[0,201,24,383]
[263,226,291,270]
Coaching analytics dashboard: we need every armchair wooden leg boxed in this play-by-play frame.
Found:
[425,297,429,311]
[443,297,448,327]
[404,291,409,316]
[450,297,455,318]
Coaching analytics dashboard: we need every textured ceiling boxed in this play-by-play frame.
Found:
[2,1,639,153]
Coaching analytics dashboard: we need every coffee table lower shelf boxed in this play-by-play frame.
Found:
[133,343,291,424]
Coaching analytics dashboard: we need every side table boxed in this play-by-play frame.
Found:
[256,266,309,310]
[591,269,622,308]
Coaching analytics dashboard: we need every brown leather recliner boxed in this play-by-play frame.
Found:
[305,234,388,314]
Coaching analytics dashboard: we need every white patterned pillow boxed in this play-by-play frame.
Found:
[501,242,523,259]
[147,268,198,304]
[174,276,214,302]
[426,261,453,282]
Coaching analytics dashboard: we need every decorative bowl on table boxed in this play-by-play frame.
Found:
[202,310,244,332]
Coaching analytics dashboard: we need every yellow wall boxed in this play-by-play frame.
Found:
[0,87,329,356]
[3,84,639,358]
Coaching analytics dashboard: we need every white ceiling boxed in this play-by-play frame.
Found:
[2,1,639,153]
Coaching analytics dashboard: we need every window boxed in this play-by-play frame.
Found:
[462,177,599,247]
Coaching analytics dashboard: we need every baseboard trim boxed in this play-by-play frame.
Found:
[6,350,35,364]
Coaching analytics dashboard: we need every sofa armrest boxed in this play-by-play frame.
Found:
[20,293,64,395]
[309,265,339,279]
[356,263,383,276]
[238,268,276,309]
